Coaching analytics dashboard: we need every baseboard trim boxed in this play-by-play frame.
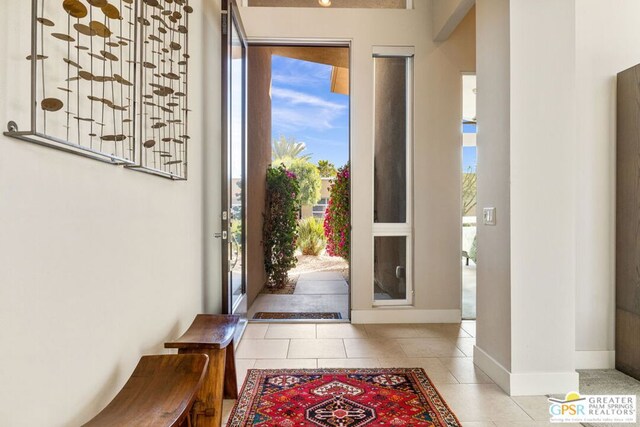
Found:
[575,350,615,369]
[509,371,579,396]
[474,345,580,396]
[350,309,461,324]
[473,345,511,393]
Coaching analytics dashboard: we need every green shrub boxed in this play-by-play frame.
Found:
[277,157,322,206]
[298,217,326,256]
[263,165,300,288]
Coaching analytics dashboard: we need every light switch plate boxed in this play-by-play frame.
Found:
[483,207,496,226]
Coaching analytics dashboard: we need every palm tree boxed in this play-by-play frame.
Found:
[272,136,312,161]
[317,160,337,177]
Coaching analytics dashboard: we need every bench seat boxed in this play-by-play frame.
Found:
[165,314,239,427]
[83,354,208,427]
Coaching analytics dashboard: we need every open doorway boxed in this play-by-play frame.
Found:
[245,44,351,321]
[461,74,477,320]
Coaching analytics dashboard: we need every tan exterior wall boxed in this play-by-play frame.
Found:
[301,177,333,219]
[247,46,273,306]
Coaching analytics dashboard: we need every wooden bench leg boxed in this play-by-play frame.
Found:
[180,348,226,427]
[223,344,238,399]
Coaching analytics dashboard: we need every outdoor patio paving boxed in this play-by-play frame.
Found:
[248,271,350,320]
[463,260,476,319]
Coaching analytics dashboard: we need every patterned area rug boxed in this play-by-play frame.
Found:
[253,312,342,320]
[227,368,461,426]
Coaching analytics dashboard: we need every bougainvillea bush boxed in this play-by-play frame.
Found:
[324,163,350,259]
[263,165,300,288]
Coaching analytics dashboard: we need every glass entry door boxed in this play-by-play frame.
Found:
[222,0,247,317]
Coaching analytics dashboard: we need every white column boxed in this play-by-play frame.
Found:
[475,0,579,395]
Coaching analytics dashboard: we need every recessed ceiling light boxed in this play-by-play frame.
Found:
[319,0,332,7]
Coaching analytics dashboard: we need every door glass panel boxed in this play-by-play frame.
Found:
[374,236,407,301]
[374,57,407,224]
[230,18,245,310]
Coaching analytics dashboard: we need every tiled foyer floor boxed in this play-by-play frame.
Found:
[222,321,584,426]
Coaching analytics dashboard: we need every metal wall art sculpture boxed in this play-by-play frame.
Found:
[4,0,192,180]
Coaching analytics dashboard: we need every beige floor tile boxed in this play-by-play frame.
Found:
[408,324,452,338]
[439,357,493,384]
[236,339,289,359]
[412,323,472,338]
[343,338,407,358]
[436,383,533,422]
[222,399,235,426]
[234,358,255,387]
[461,320,477,337]
[242,323,269,339]
[317,358,381,368]
[317,323,368,339]
[264,323,316,339]
[493,422,581,427]
[441,323,473,338]
[377,356,448,371]
[288,338,346,359]
[253,358,317,369]
[429,375,462,387]
[363,323,425,338]
[511,395,556,421]
[458,422,496,427]
[399,337,466,358]
[455,337,476,357]
[377,357,459,384]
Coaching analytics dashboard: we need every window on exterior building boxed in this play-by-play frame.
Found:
[313,198,330,219]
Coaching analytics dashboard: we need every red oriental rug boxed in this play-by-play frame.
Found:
[227,368,461,427]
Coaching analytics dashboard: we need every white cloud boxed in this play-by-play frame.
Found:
[272,106,338,131]
[271,73,322,87]
[271,87,347,110]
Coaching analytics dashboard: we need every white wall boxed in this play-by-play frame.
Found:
[509,0,578,393]
[239,1,475,323]
[573,0,640,367]
[475,0,579,395]
[476,0,640,378]
[475,0,512,372]
[0,0,221,425]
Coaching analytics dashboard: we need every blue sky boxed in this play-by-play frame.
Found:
[463,147,477,172]
[271,55,350,168]
[270,55,477,173]
[462,123,477,172]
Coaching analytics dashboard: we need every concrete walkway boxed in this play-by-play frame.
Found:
[248,271,349,320]
[462,261,476,319]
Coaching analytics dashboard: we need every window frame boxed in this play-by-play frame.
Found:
[371,46,414,307]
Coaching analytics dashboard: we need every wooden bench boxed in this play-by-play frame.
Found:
[83,354,209,427]
[165,314,239,427]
